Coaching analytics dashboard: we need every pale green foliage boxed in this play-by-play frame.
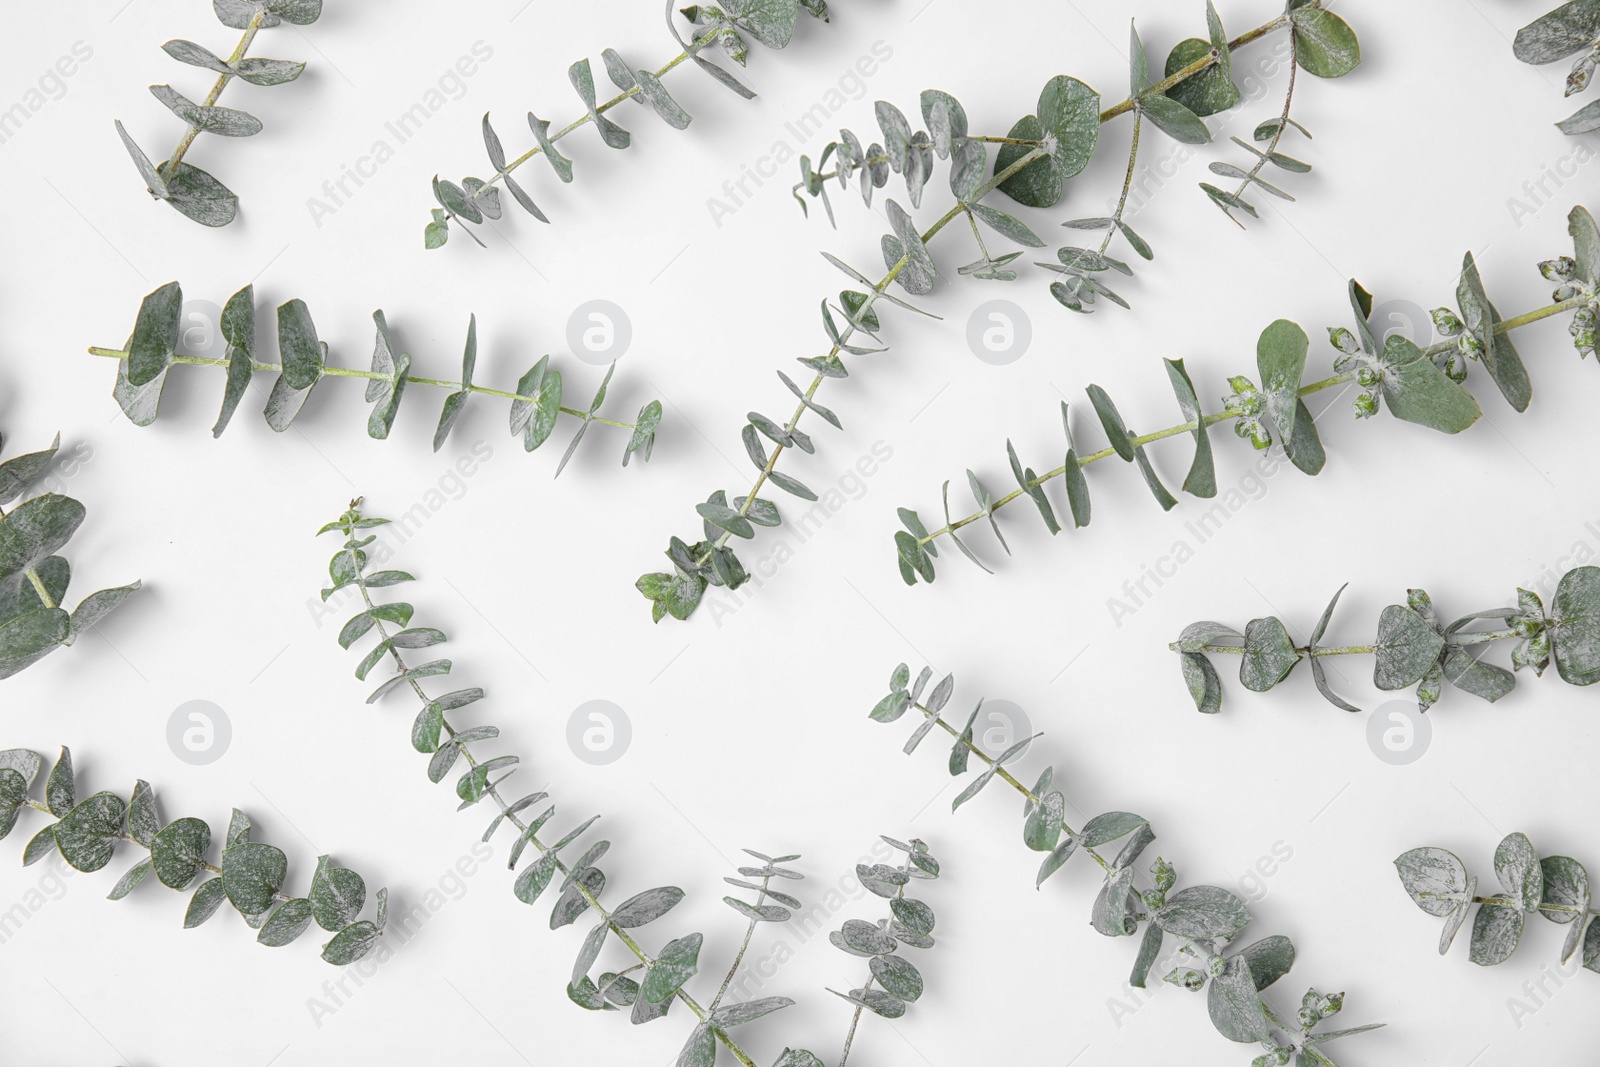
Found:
[0,746,382,963]
[428,1,829,248]
[1175,564,1600,714]
[118,0,321,226]
[869,664,1382,1061]
[1514,0,1600,133]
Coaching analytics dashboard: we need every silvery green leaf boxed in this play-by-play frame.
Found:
[1081,812,1147,849]
[0,434,61,506]
[1551,566,1600,685]
[263,371,309,432]
[162,162,238,226]
[1256,319,1307,442]
[184,877,228,928]
[149,85,263,137]
[1023,791,1065,852]
[55,791,126,873]
[310,856,367,931]
[1378,333,1481,433]
[1085,384,1135,462]
[1208,161,1291,199]
[106,855,154,901]
[766,469,817,500]
[920,89,967,158]
[223,841,287,916]
[890,896,935,936]
[1457,252,1531,412]
[884,199,937,294]
[128,281,183,387]
[234,57,306,85]
[995,74,1100,208]
[952,767,998,811]
[1395,847,1469,917]
[1308,585,1361,712]
[1469,895,1525,965]
[1154,885,1252,939]
[1207,956,1270,1042]
[127,780,159,848]
[1494,833,1544,913]
[634,70,691,128]
[1516,0,1600,63]
[870,954,923,1001]
[676,1023,715,1067]
[44,747,74,817]
[225,808,251,848]
[257,897,315,946]
[0,608,69,678]
[151,816,210,889]
[724,896,791,922]
[967,202,1045,247]
[710,995,793,1027]
[572,920,609,984]
[514,849,559,904]
[727,0,800,48]
[1091,864,1139,937]
[1441,647,1515,703]
[162,39,231,73]
[0,558,67,628]
[1163,35,1240,117]
[568,59,631,146]
[1288,6,1361,78]
[550,866,606,930]
[112,357,165,429]
[115,120,169,199]
[277,299,324,390]
[321,921,380,965]
[1440,875,1477,954]
[611,886,684,928]
[1240,617,1300,692]
[1058,406,1092,527]
[211,284,255,437]
[1178,621,1241,653]
[638,930,701,1004]
[524,112,575,182]
[0,748,41,789]
[21,822,56,866]
[1540,856,1590,939]
[1138,92,1210,144]
[1163,358,1215,497]
[1373,605,1446,690]
[462,178,501,220]
[1239,934,1295,990]
[1130,920,1164,988]
[1569,206,1600,285]
[1129,19,1151,93]
[830,987,905,1018]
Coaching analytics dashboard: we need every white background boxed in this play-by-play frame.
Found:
[1,0,1596,1064]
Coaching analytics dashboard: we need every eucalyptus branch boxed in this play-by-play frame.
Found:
[1513,0,1600,134]
[892,205,1600,586]
[90,282,661,474]
[869,664,1383,1066]
[115,0,322,227]
[0,433,139,680]
[426,0,829,249]
[824,837,942,1067]
[794,1,1359,310]
[0,747,386,963]
[318,500,834,1067]
[1397,832,1600,976]
[636,1,1362,624]
[1171,564,1600,715]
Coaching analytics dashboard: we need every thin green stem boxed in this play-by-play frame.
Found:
[0,500,60,610]
[1098,112,1144,257]
[86,347,638,431]
[164,11,264,176]
[1218,32,1298,230]
[340,526,758,1067]
[709,874,769,1014]
[921,298,1582,549]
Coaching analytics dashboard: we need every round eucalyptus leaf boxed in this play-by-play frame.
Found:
[995,76,1100,208]
[54,791,127,873]
[1395,847,1468,917]
[151,817,212,889]
[1164,37,1241,116]
[222,841,288,916]
[869,954,924,1001]
[1468,895,1525,966]
[1289,7,1361,78]
[1373,605,1446,690]
[258,897,315,947]
[320,920,380,965]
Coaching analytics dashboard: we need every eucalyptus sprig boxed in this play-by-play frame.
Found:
[1396,832,1600,975]
[116,0,322,227]
[891,205,1600,587]
[90,282,661,474]
[1171,565,1600,715]
[824,837,941,1066]
[793,1,1359,308]
[0,433,140,680]
[425,0,829,249]
[869,664,1383,1066]
[637,2,1360,625]
[0,746,386,963]
[319,500,835,1067]
[1514,0,1600,134]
